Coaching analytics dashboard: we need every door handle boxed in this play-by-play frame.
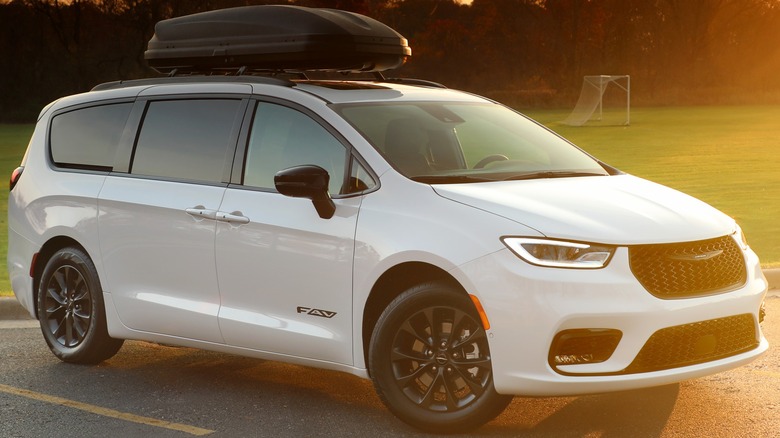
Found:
[216,211,250,225]
[185,206,218,220]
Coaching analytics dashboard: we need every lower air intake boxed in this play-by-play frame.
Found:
[624,314,758,374]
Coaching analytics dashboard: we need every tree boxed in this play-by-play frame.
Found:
[2,0,780,121]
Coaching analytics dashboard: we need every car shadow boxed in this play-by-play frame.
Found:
[76,341,681,437]
[483,384,680,437]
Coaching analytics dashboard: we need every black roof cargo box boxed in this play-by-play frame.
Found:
[145,5,411,74]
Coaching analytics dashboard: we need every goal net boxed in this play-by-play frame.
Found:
[563,75,630,126]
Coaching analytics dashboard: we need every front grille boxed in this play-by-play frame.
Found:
[629,235,746,299]
[624,314,758,374]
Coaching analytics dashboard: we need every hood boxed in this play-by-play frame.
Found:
[432,174,735,245]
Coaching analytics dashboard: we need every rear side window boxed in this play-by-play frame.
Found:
[50,103,133,170]
[132,99,242,183]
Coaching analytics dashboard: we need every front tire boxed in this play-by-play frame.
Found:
[369,282,512,433]
[38,247,123,364]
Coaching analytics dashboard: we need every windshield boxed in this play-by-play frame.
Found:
[336,102,609,183]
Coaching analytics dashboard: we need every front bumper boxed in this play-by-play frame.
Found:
[457,246,768,397]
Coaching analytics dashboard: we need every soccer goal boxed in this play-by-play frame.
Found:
[563,75,630,126]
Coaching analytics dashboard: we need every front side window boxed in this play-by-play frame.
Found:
[243,102,348,195]
[50,103,132,170]
[337,102,608,183]
[132,99,242,183]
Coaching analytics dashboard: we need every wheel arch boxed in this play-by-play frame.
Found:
[30,236,91,319]
[361,261,467,372]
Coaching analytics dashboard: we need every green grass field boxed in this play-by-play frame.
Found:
[0,105,778,296]
[1,124,31,296]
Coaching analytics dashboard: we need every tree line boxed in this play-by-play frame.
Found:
[1,0,779,121]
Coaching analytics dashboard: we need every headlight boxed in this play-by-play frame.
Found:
[502,237,615,269]
[733,224,749,250]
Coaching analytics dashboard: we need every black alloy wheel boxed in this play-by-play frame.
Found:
[42,264,92,348]
[369,283,512,433]
[38,247,123,364]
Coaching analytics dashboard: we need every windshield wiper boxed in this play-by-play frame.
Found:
[411,175,495,184]
[412,171,606,184]
[503,171,607,181]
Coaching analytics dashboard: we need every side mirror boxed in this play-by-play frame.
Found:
[274,165,336,219]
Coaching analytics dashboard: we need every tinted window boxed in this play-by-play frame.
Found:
[50,103,132,170]
[345,157,376,194]
[244,102,347,194]
[132,99,242,183]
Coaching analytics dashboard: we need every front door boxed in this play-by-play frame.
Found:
[216,101,359,364]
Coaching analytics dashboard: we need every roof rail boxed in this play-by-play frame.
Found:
[381,77,447,89]
[162,67,310,80]
[293,70,447,88]
[91,74,295,91]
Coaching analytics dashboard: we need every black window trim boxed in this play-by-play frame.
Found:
[47,98,136,174]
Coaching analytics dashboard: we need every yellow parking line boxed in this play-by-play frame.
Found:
[0,383,213,436]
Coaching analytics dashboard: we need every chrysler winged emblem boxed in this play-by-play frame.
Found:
[667,249,724,262]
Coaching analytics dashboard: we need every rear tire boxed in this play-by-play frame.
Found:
[369,282,512,433]
[38,247,123,364]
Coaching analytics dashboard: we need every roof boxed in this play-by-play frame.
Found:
[294,81,488,105]
[87,75,487,106]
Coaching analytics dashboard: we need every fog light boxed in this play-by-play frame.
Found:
[554,353,596,365]
[549,329,622,371]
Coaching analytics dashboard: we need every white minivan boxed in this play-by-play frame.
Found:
[7,5,768,433]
